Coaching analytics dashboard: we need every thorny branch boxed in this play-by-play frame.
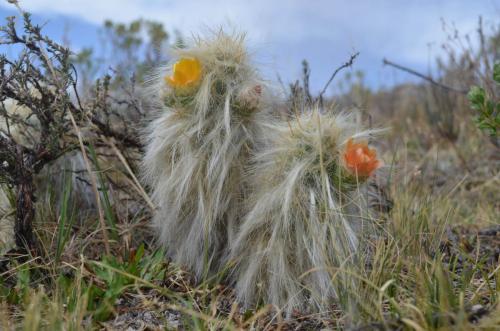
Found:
[0,13,144,253]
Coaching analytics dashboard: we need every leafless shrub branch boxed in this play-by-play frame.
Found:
[382,58,468,94]
[0,13,145,253]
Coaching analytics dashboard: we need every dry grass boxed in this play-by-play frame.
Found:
[0,78,498,330]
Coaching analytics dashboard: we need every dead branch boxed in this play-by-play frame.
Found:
[318,51,360,103]
[0,12,144,254]
[382,58,468,94]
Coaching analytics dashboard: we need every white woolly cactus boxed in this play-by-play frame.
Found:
[0,187,15,255]
[229,109,381,314]
[142,32,272,279]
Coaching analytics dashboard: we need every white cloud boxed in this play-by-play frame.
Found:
[2,0,498,89]
[4,0,497,58]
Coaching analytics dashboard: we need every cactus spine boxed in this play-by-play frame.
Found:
[142,32,272,279]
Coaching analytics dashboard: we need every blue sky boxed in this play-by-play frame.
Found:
[1,0,499,93]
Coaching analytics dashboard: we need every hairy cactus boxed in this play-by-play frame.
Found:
[142,32,273,279]
[228,109,381,314]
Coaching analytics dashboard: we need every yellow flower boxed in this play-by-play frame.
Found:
[165,57,202,89]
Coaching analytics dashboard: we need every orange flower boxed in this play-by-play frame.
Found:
[165,57,202,89]
[343,138,381,178]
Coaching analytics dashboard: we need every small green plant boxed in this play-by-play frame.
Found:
[89,244,168,321]
[468,63,500,137]
[54,174,75,263]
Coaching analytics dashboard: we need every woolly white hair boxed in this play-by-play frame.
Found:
[0,187,14,255]
[0,98,40,147]
[228,109,377,315]
[0,99,24,254]
[0,99,100,222]
[142,32,274,279]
